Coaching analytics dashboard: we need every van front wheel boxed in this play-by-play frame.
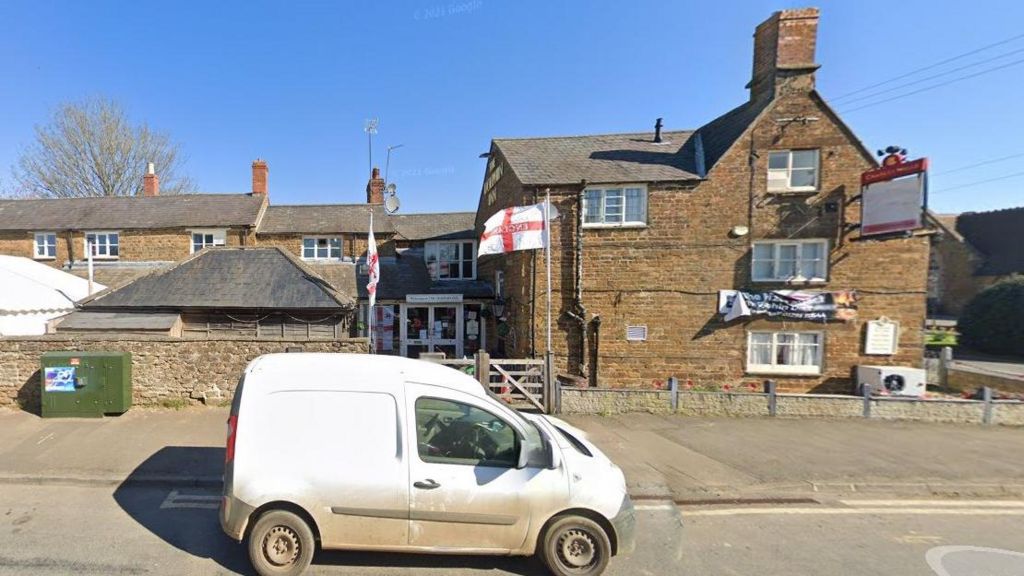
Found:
[248,510,315,576]
[539,515,611,576]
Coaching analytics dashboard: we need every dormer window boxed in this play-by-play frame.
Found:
[425,241,476,280]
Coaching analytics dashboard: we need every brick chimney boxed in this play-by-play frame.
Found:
[252,159,269,196]
[748,8,820,101]
[142,162,159,197]
[366,167,385,204]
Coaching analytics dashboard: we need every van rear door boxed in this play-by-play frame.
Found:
[404,383,532,552]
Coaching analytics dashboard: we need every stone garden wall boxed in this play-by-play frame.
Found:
[0,334,369,412]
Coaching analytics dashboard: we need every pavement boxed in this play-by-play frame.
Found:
[1,407,1023,501]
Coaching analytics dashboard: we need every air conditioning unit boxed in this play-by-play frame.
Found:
[856,365,927,397]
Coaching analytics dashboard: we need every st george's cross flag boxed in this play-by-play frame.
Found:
[366,215,380,307]
[478,202,558,256]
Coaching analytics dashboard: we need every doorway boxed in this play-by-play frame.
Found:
[401,304,462,358]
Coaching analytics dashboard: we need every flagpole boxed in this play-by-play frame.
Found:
[368,210,374,354]
[545,189,552,356]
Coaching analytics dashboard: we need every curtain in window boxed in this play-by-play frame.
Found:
[624,188,644,222]
[583,190,602,223]
[749,333,772,365]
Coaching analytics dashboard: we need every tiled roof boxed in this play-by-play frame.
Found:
[81,247,354,310]
[0,194,265,231]
[309,248,492,301]
[257,204,394,235]
[492,97,772,186]
[955,207,1024,276]
[392,212,476,241]
[494,130,700,185]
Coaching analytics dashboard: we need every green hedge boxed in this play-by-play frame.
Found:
[958,276,1024,356]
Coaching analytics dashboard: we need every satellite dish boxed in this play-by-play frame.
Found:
[384,194,400,214]
[385,183,397,195]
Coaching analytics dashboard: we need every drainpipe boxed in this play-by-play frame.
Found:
[590,315,601,387]
[564,180,590,380]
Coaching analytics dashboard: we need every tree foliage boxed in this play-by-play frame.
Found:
[958,275,1024,356]
[12,98,195,197]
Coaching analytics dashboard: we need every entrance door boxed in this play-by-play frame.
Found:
[401,305,464,358]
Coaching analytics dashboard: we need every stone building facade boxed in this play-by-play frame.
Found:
[475,8,931,393]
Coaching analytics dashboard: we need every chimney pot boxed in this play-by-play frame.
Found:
[366,166,385,204]
[654,118,663,143]
[143,162,159,196]
[252,159,269,197]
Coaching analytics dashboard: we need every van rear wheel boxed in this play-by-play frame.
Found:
[248,510,315,576]
[539,515,611,576]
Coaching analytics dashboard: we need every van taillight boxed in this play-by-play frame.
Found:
[225,415,238,463]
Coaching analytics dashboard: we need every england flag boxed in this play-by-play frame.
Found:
[366,216,380,307]
[479,202,557,256]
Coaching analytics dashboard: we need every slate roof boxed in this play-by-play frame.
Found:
[309,248,492,301]
[694,96,772,170]
[57,311,181,331]
[0,194,265,231]
[80,247,354,310]
[494,130,699,185]
[258,204,394,235]
[954,207,1024,276]
[392,212,476,241]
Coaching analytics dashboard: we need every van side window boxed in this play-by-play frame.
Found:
[415,397,517,468]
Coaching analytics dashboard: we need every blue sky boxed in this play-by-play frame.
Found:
[1,0,1022,214]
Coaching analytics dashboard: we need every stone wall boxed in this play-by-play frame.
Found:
[0,335,369,412]
[946,363,1024,395]
[558,387,1023,426]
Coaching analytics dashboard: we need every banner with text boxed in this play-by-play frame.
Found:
[718,289,858,322]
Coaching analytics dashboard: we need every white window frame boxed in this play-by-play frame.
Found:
[751,239,828,283]
[189,228,227,254]
[33,232,57,260]
[84,231,120,260]
[767,149,820,192]
[301,236,342,260]
[425,240,477,281]
[746,330,824,376]
[582,185,648,228]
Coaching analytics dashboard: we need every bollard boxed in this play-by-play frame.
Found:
[668,377,679,412]
[764,379,777,417]
[982,386,993,425]
[862,383,872,418]
[939,346,953,389]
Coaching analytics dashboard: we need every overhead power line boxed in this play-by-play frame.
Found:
[932,152,1024,176]
[840,56,1024,113]
[838,46,1024,106]
[831,31,1024,102]
[931,170,1024,195]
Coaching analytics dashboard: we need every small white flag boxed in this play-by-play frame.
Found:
[367,214,380,307]
[479,202,557,256]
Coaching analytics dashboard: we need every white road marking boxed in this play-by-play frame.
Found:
[681,507,1024,517]
[159,490,220,510]
[926,546,1024,576]
[36,433,55,445]
[840,499,1024,508]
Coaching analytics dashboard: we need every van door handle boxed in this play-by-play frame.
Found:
[414,479,441,490]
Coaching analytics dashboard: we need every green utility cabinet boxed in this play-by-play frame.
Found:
[40,352,132,418]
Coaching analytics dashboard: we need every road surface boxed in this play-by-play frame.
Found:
[1,483,1022,575]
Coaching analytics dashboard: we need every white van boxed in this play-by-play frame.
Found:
[221,353,635,576]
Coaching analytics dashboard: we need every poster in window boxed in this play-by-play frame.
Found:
[44,366,77,392]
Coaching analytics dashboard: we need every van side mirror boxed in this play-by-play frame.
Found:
[548,442,562,470]
[516,442,529,469]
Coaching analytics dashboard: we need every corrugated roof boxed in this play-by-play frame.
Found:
[0,194,265,231]
[494,130,699,185]
[81,247,354,310]
[392,212,476,241]
[955,207,1024,276]
[257,204,395,235]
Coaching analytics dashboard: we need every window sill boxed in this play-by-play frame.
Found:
[751,279,828,285]
[746,367,822,377]
[33,256,56,261]
[582,223,648,230]
[766,188,818,196]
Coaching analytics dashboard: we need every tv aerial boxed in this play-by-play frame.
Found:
[384,144,403,214]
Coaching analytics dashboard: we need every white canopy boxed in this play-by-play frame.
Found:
[0,256,105,336]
